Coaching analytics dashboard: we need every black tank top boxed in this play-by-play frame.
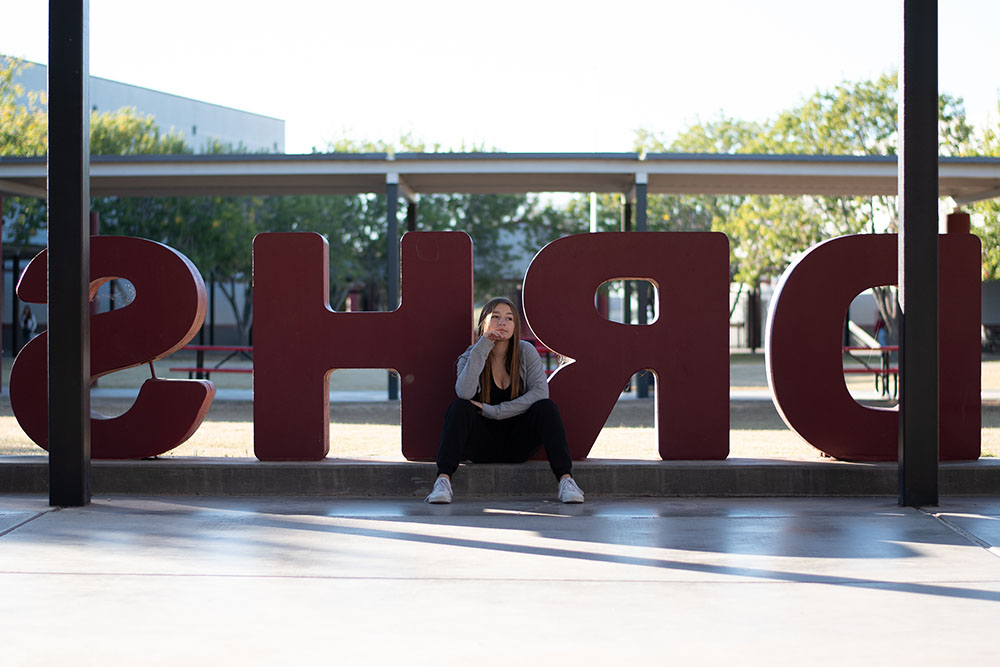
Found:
[483,378,511,405]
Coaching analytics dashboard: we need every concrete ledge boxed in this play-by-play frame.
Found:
[3,456,1000,497]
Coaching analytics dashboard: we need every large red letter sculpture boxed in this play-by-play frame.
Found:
[522,232,730,460]
[766,231,981,461]
[10,236,215,459]
[253,231,473,461]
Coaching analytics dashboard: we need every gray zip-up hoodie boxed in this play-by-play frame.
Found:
[454,336,549,420]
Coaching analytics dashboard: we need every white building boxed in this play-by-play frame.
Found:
[3,62,286,350]
[13,61,284,153]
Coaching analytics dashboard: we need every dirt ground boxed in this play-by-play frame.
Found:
[2,353,998,460]
[2,396,997,461]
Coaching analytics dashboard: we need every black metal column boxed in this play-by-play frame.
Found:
[898,0,939,507]
[635,178,649,398]
[209,272,216,345]
[0,195,4,390]
[406,199,417,233]
[0,195,3,384]
[746,285,762,352]
[11,255,21,354]
[48,0,91,506]
[387,179,400,400]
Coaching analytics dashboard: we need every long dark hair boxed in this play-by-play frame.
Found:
[476,297,522,403]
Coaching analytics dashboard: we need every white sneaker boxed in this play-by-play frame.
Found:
[558,477,585,503]
[426,476,453,504]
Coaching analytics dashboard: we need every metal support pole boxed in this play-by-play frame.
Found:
[0,194,3,385]
[898,0,939,507]
[621,197,632,325]
[11,255,20,355]
[747,285,761,352]
[406,199,417,233]
[89,210,99,387]
[209,272,216,345]
[387,178,400,400]
[635,177,649,398]
[48,0,91,506]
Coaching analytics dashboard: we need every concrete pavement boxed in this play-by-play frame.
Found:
[2,494,1000,665]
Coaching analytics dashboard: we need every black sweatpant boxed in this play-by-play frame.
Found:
[436,398,573,479]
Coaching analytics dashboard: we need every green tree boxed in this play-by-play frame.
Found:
[89,107,189,155]
[1,57,49,246]
[760,72,974,339]
[91,194,258,340]
[324,134,573,305]
[2,54,193,245]
[635,71,983,336]
[1,55,261,339]
[635,116,774,314]
[0,56,46,156]
[970,103,1000,279]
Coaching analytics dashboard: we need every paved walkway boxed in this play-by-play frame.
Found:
[3,494,1000,665]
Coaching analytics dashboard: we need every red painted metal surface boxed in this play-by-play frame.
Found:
[10,236,215,459]
[522,232,731,460]
[253,231,473,461]
[766,232,981,461]
[8,228,981,465]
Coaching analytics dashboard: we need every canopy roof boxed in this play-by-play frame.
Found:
[1,152,999,204]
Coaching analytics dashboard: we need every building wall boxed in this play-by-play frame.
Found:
[983,281,1000,325]
[14,62,284,153]
[2,62,283,354]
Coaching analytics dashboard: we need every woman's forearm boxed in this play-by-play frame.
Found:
[455,336,494,399]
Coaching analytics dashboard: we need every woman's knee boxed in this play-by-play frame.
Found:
[528,398,560,417]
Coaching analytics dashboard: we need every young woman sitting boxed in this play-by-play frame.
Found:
[426,297,584,504]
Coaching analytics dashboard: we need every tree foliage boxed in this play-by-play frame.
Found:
[89,107,190,155]
[5,52,1000,341]
[326,134,571,304]
[635,71,993,337]
[0,56,46,157]
[2,56,196,245]
[970,103,1000,279]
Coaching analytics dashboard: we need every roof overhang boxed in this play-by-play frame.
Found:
[0,152,998,202]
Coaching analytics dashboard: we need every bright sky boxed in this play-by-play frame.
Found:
[2,0,999,154]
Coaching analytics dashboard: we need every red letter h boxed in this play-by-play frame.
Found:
[253,232,473,461]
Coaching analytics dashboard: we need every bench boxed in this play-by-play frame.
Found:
[843,346,898,398]
[169,344,253,380]
[169,367,253,379]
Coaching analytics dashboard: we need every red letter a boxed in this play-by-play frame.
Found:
[766,232,980,461]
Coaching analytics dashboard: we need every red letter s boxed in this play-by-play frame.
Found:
[10,236,215,459]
